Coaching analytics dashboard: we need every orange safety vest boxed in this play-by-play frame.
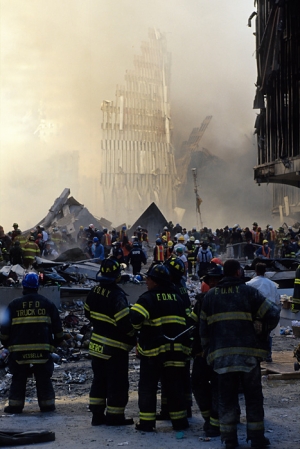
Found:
[255,232,262,244]
[262,246,270,258]
[104,233,112,246]
[269,230,276,242]
[155,245,165,261]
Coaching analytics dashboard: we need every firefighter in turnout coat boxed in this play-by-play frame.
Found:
[84,258,136,426]
[0,272,64,413]
[130,264,191,432]
[200,259,280,449]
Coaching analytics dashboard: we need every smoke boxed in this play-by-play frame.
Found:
[0,0,274,233]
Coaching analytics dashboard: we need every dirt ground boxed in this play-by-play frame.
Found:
[0,309,300,449]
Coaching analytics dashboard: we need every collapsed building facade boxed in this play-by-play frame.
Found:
[98,29,180,226]
[252,0,300,220]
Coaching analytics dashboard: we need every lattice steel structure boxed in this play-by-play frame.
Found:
[99,29,179,225]
[252,0,300,189]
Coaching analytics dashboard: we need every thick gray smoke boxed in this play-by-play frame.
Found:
[0,0,275,233]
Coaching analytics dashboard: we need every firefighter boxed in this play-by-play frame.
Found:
[10,240,24,266]
[200,259,280,449]
[281,238,295,258]
[84,258,135,426]
[111,241,125,264]
[153,238,165,263]
[191,264,224,437]
[13,229,27,248]
[156,256,195,419]
[131,264,190,432]
[11,223,21,241]
[22,236,40,268]
[0,272,64,413]
[186,236,197,276]
[127,241,147,275]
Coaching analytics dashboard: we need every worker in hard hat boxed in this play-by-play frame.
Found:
[255,240,271,259]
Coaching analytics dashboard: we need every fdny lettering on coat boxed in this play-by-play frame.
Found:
[214,286,240,295]
[94,287,111,297]
[156,293,177,301]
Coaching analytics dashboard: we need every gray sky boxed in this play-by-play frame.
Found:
[1,0,272,231]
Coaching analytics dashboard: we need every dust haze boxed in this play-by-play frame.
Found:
[0,0,276,234]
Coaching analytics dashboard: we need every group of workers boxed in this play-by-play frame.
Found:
[0,223,73,267]
[0,232,281,449]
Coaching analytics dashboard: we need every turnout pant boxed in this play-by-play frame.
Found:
[161,360,192,415]
[192,355,219,429]
[138,354,188,429]
[218,363,264,442]
[8,358,55,411]
[89,352,129,424]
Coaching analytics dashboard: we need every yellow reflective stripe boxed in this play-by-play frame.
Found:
[169,410,187,420]
[90,311,116,326]
[190,311,198,322]
[89,397,106,406]
[294,279,300,284]
[207,347,267,364]
[210,417,219,427]
[131,303,150,319]
[139,412,156,421]
[0,334,9,341]
[220,423,236,432]
[292,298,300,304]
[247,421,264,430]
[256,299,272,318]
[16,359,49,364]
[163,361,186,368]
[39,399,55,407]
[137,342,191,357]
[55,331,64,339]
[12,316,52,325]
[89,349,111,359]
[207,312,252,325]
[200,310,207,320]
[202,409,211,418]
[107,406,125,414]
[9,344,53,352]
[9,399,24,407]
[143,315,186,327]
[92,333,133,351]
[114,308,130,322]
[84,303,90,312]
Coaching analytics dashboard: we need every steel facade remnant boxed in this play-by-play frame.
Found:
[99,29,179,225]
[176,116,212,193]
[253,0,300,189]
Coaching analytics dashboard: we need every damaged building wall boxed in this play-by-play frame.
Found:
[98,29,179,226]
[253,0,300,189]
